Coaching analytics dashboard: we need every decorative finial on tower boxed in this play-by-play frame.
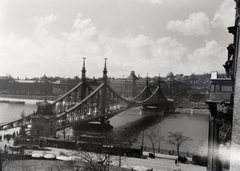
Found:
[82,57,86,81]
[103,58,108,82]
[158,73,161,86]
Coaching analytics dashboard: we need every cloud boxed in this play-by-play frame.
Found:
[108,36,189,77]
[166,1,235,36]
[0,13,227,79]
[187,40,226,73]
[34,14,56,39]
[166,12,211,36]
[61,14,103,55]
[212,0,235,28]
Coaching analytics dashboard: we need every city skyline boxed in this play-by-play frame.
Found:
[0,0,235,79]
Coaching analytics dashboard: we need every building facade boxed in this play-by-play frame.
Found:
[205,3,239,170]
[0,76,82,96]
[30,100,57,137]
[109,71,147,98]
[109,71,168,98]
[109,71,187,99]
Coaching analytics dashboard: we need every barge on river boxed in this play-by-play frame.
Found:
[0,100,25,104]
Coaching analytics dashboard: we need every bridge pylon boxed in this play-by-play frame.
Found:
[80,57,88,101]
[0,59,173,133]
[52,58,94,115]
[100,58,108,124]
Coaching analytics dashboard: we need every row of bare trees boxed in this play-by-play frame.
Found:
[0,127,192,171]
[145,128,192,158]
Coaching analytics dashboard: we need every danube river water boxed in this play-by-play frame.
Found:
[0,97,210,155]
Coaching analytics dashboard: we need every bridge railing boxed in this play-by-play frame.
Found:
[0,113,34,130]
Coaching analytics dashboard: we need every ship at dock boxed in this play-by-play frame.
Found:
[0,100,25,104]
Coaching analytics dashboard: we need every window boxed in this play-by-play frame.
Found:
[221,85,232,92]
[210,85,215,92]
[216,85,220,92]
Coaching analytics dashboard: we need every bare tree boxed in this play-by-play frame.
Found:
[67,133,115,171]
[145,128,161,157]
[61,127,71,139]
[157,135,165,153]
[167,132,192,157]
[112,128,137,167]
[68,145,111,171]
[0,150,10,171]
[195,140,207,155]
[0,146,19,171]
[0,145,29,171]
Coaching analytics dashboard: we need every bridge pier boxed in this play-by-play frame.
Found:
[140,106,164,116]
[141,102,175,116]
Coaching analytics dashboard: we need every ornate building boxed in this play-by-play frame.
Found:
[109,71,146,98]
[30,100,57,137]
[205,2,239,170]
[109,71,187,99]
[109,71,169,98]
[165,72,187,97]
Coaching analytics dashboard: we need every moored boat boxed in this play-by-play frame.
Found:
[8,101,25,104]
[0,100,10,103]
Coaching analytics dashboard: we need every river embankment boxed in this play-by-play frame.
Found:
[0,94,58,101]
[175,101,209,109]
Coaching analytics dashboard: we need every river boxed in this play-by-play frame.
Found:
[0,97,210,155]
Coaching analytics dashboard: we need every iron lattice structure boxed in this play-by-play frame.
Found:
[0,59,171,131]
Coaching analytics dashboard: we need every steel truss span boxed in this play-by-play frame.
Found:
[0,61,172,131]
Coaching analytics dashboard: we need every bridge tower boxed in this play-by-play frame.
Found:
[145,73,152,99]
[100,58,108,124]
[30,100,57,137]
[80,57,87,100]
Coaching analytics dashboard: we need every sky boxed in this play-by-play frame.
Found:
[0,0,236,79]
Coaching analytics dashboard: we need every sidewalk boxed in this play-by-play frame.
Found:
[118,151,206,171]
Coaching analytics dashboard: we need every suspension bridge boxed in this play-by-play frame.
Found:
[0,59,173,133]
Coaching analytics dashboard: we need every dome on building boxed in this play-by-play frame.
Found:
[37,100,54,116]
[150,79,155,84]
[38,100,51,107]
[166,72,175,81]
[166,72,174,78]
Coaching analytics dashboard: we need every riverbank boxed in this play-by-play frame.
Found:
[0,94,209,109]
[176,101,208,109]
[0,127,206,171]
[0,94,58,101]
[4,151,206,171]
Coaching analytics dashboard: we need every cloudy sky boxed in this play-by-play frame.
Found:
[0,0,236,79]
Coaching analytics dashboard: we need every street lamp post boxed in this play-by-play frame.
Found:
[158,140,160,153]
[141,129,144,153]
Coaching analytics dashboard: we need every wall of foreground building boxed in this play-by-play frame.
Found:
[230,16,240,170]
